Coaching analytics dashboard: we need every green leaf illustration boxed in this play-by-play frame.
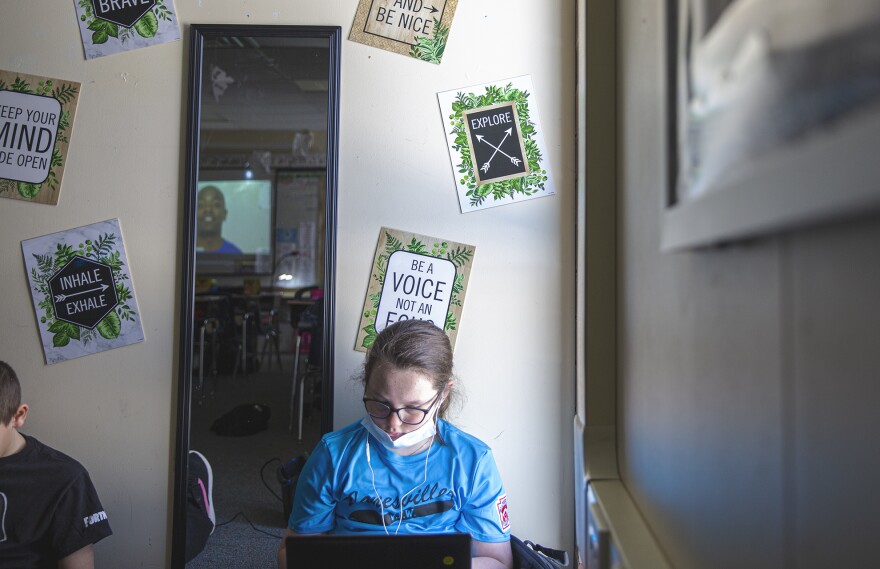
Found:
[88,19,118,44]
[97,311,122,339]
[17,182,40,199]
[11,78,32,93]
[49,320,80,341]
[384,232,403,255]
[409,18,448,64]
[52,83,79,105]
[361,323,377,349]
[444,311,457,331]
[406,238,427,253]
[53,332,71,347]
[446,246,473,268]
[134,10,159,38]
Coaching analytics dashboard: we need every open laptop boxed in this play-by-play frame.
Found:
[286,533,472,569]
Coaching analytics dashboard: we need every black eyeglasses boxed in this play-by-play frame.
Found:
[362,391,441,425]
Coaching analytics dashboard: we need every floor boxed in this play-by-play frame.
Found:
[186,352,323,569]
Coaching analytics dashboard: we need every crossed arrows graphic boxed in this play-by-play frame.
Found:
[54,284,110,303]
[477,128,522,173]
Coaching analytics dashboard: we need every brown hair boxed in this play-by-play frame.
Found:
[360,320,458,419]
[0,361,22,425]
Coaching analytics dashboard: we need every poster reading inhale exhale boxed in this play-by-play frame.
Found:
[22,218,144,365]
[349,0,459,64]
[355,227,475,352]
[438,75,556,213]
[73,0,181,60]
[0,70,81,206]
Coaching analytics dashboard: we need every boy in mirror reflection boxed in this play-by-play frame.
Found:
[197,186,242,254]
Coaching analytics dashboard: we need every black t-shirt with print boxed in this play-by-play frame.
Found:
[0,434,112,568]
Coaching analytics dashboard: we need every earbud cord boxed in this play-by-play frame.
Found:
[366,419,436,536]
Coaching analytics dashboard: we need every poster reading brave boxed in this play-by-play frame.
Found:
[22,218,144,364]
[355,227,475,352]
[73,0,181,60]
[438,75,556,213]
[349,0,459,64]
[0,70,81,206]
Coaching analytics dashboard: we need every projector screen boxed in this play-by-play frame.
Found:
[195,178,274,275]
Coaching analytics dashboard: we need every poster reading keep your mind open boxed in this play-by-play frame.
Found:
[0,70,81,206]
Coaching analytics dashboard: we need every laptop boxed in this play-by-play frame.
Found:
[286,533,472,569]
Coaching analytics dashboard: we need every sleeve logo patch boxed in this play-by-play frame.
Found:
[496,494,510,531]
[83,510,108,528]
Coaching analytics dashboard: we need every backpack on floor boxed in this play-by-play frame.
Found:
[511,534,569,569]
[210,403,271,436]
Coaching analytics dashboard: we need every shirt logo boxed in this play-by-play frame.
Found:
[83,510,108,528]
[496,495,510,531]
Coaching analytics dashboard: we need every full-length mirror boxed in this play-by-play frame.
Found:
[173,24,340,568]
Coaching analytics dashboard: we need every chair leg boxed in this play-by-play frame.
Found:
[288,335,301,433]
[273,333,283,371]
[260,333,270,371]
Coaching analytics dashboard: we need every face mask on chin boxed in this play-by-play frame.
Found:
[361,408,438,451]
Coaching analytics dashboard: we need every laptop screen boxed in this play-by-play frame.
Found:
[285,533,472,569]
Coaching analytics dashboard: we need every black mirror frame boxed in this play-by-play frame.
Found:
[171,23,340,567]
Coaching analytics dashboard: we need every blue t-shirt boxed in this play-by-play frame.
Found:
[213,239,241,254]
[289,419,511,543]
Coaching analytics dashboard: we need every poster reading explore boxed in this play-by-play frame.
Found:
[438,75,556,213]
[356,227,475,352]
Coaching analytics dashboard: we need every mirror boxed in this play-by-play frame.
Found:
[173,24,340,568]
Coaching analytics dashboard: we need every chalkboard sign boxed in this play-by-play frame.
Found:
[93,0,156,28]
[463,102,530,185]
[49,256,119,330]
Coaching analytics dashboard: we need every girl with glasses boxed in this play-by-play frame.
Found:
[277,319,513,569]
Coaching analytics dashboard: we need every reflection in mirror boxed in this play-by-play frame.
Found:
[174,25,340,568]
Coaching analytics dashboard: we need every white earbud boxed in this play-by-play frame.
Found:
[364,429,435,536]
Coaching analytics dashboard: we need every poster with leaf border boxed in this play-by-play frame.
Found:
[438,75,556,213]
[73,0,181,60]
[355,227,475,352]
[22,218,144,365]
[349,0,458,64]
[0,70,81,206]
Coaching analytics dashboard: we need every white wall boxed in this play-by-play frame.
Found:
[0,1,576,567]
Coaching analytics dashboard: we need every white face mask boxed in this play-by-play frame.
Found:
[361,410,438,451]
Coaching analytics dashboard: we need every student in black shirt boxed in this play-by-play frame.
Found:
[0,361,112,569]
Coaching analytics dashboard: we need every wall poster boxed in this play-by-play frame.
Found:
[73,0,181,60]
[0,70,81,206]
[438,75,556,213]
[22,218,144,365]
[349,0,459,64]
[355,227,475,352]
